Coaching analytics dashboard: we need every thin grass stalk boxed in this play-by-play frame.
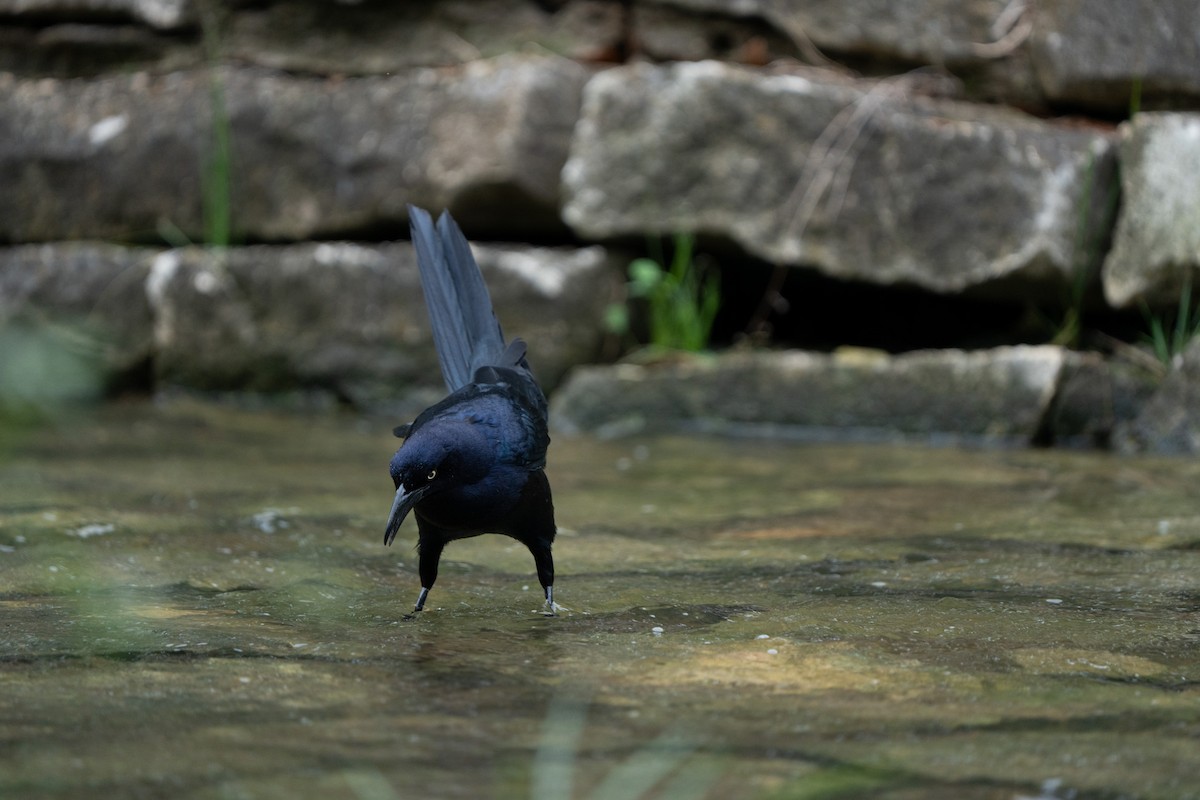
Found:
[200,3,232,248]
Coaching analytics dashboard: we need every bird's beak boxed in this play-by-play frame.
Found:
[384,484,425,546]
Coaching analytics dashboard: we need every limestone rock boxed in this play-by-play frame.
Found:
[1,240,615,407]
[647,0,1016,65]
[0,23,188,78]
[551,346,1066,442]
[639,0,1044,107]
[0,0,192,29]
[1115,338,1200,455]
[0,242,155,381]
[146,242,617,408]
[1102,113,1200,309]
[632,3,798,65]
[0,55,589,243]
[224,0,623,75]
[645,0,1200,110]
[1,1,621,79]
[1049,351,1159,449]
[562,61,1115,297]
[1030,0,1200,112]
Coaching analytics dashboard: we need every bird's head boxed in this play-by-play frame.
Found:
[383,420,489,546]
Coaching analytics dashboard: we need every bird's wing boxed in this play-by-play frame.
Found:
[407,378,549,470]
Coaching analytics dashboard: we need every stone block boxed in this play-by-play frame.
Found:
[0,242,155,380]
[648,0,1016,64]
[563,61,1115,297]
[224,0,622,75]
[1102,113,1200,308]
[1116,338,1200,455]
[1030,0,1200,111]
[0,0,192,29]
[146,242,617,407]
[551,345,1066,442]
[0,55,589,242]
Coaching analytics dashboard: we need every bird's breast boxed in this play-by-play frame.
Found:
[414,470,527,533]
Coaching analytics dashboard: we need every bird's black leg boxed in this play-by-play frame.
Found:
[411,533,445,615]
[409,586,430,617]
[528,539,555,615]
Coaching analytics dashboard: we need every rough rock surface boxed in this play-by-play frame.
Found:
[632,2,799,65]
[0,21,189,78]
[639,0,1043,107]
[563,61,1115,297]
[224,0,623,75]
[648,0,1200,110]
[1050,351,1160,449]
[0,55,590,243]
[1030,0,1200,112]
[551,346,1067,442]
[148,242,616,407]
[1102,113,1200,309]
[0,242,155,380]
[649,0,1017,65]
[2,0,1196,448]
[0,0,192,29]
[10,0,1200,113]
[1116,338,1200,455]
[2,241,617,408]
[0,1,622,78]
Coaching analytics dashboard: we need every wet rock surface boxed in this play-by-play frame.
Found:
[1,402,1197,798]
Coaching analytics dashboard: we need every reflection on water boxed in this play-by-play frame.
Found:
[1,399,1198,799]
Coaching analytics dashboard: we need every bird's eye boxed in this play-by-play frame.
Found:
[426,469,437,481]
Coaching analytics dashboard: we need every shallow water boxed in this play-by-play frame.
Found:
[1,400,1198,799]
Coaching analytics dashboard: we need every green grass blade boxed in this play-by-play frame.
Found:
[1173,273,1193,359]
[625,233,721,352]
[200,3,232,248]
[587,730,697,800]
[530,694,589,800]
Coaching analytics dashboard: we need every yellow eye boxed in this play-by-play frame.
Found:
[426,469,437,481]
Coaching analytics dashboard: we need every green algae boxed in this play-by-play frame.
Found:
[1,400,1197,799]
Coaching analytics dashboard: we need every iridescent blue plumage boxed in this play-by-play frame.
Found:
[384,206,557,615]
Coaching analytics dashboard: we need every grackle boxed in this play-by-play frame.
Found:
[384,206,558,615]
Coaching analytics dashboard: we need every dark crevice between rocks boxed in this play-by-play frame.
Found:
[1044,82,1200,120]
[721,266,1030,352]
[701,246,1145,356]
[565,230,1129,355]
[104,353,156,399]
[129,193,584,250]
[0,22,197,78]
[1032,362,1070,449]
[0,12,169,29]
[444,186,576,242]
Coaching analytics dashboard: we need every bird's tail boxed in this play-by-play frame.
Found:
[408,205,510,391]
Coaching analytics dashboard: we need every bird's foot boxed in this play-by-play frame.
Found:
[403,586,430,620]
[539,587,564,616]
[541,600,568,616]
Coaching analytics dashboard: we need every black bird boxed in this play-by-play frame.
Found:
[384,206,558,615]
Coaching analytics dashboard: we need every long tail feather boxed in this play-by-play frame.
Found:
[408,205,508,391]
